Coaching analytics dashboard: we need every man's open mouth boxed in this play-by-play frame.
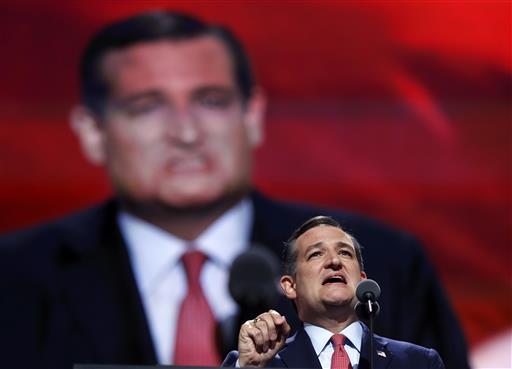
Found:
[322,274,347,285]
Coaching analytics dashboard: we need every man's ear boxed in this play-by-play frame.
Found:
[280,275,297,300]
[360,271,367,280]
[243,86,266,148]
[69,106,107,165]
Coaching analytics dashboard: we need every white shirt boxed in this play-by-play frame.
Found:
[118,198,253,364]
[304,321,363,369]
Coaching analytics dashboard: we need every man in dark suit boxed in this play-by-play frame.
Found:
[0,10,468,369]
[223,216,445,369]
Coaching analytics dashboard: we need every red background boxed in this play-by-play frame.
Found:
[0,0,510,356]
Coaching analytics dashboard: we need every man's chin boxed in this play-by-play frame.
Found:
[323,295,354,308]
[160,191,223,209]
[158,182,247,210]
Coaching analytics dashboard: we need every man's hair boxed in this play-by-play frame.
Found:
[282,215,364,276]
[80,10,254,115]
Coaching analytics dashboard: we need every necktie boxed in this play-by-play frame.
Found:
[331,334,352,369]
[173,250,221,365]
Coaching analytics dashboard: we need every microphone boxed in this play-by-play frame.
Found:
[356,279,381,317]
[228,245,280,311]
[221,245,280,355]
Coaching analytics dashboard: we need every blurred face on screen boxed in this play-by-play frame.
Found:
[73,36,264,209]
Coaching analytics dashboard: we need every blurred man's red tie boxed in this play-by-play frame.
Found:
[331,334,352,369]
[173,250,220,365]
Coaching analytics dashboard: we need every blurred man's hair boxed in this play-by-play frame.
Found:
[80,10,254,115]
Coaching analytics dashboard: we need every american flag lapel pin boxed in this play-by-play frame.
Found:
[377,350,387,357]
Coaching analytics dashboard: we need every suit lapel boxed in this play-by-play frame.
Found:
[359,323,392,369]
[278,328,322,368]
[58,201,156,363]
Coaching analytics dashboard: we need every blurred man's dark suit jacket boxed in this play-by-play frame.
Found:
[0,191,469,368]
[222,323,445,369]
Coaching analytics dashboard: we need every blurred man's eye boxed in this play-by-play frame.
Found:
[196,91,236,109]
[123,101,165,116]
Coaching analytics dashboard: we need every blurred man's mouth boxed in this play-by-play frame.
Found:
[166,156,209,174]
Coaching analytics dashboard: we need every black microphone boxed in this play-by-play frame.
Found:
[228,245,280,312]
[356,279,381,317]
[220,245,280,355]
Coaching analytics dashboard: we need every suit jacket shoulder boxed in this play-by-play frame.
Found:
[0,200,119,295]
[0,199,156,368]
[360,323,445,369]
[250,190,422,258]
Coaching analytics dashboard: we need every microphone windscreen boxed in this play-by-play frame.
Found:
[356,279,381,302]
[228,245,280,308]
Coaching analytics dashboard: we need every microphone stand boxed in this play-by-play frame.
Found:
[356,299,380,369]
[368,300,376,369]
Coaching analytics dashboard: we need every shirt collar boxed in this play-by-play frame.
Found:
[118,198,253,294]
[196,197,253,266]
[304,321,363,355]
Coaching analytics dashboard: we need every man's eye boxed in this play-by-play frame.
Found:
[340,250,353,257]
[197,94,233,108]
[307,251,322,260]
[124,102,163,115]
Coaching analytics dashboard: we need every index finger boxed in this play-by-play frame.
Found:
[268,309,286,325]
[267,310,291,344]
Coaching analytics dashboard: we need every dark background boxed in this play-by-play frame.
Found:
[0,0,510,363]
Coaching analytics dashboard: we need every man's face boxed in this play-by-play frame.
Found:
[76,36,264,208]
[280,225,366,323]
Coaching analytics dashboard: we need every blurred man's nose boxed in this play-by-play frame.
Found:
[166,107,203,145]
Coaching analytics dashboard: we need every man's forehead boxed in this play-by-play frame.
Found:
[296,225,354,250]
[100,36,236,92]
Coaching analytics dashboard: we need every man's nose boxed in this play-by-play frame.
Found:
[325,251,342,269]
[167,108,202,145]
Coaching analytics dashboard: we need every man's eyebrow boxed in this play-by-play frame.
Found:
[306,240,353,248]
[192,85,238,96]
[336,241,356,250]
[304,242,323,255]
[112,90,164,105]
[303,241,354,255]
